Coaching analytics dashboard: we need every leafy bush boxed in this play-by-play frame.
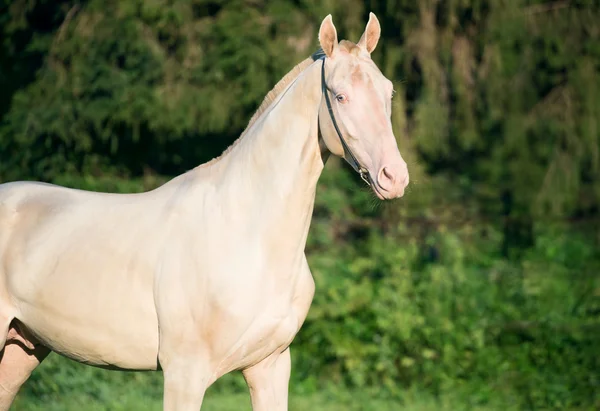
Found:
[11,169,599,410]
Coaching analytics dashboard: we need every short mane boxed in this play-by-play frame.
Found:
[246,48,326,133]
[194,49,327,170]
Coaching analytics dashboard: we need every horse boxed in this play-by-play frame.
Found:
[0,13,408,410]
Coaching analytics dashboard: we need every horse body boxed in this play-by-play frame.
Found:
[0,58,321,380]
[0,181,164,369]
[0,117,318,374]
[0,13,408,410]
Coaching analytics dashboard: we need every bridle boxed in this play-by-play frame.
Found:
[319,57,371,186]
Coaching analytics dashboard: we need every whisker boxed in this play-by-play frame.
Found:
[370,196,382,212]
[358,183,379,209]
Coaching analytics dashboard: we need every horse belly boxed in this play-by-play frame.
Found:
[18,281,160,370]
[8,243,160,370]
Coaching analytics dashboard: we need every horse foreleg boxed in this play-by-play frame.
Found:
[0,341,50,410]
[161,355,210,411]
[159,337,213,411]
[242,347,291,411]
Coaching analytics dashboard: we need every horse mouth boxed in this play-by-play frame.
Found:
[373,185,389,200]
[364,173,387,200]
[370,176,404,200]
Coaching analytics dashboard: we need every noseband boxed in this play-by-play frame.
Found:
[320,58,371,186]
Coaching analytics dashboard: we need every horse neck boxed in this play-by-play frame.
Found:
[189,60,325,255]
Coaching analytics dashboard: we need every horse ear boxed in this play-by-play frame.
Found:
[357,12,381,54]
[319,14,338,57]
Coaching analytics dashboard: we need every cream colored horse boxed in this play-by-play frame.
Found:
[0,13,408,410]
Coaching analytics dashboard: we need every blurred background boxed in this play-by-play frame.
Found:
[1,0,599,410]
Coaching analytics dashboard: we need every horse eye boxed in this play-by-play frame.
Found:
[336,94,348,103]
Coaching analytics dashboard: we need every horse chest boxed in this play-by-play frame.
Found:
[210,303,301,375]
[207,271,314,375]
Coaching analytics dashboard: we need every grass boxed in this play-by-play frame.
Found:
[14,391,403,411]
[10,355,523,411]
[11,355,523,411]
[13,389,524,411]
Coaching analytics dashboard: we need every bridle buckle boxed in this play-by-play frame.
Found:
[358,168,371,186]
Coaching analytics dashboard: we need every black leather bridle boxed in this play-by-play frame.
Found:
[319,57,371,186]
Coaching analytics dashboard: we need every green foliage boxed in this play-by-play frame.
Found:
[1,1,599,410]
[12,378,523,411]
[13,173,597,410]
[297,173,600,409]
[2,1,598,221]
[9,191,597,410]
[0,0,321,180]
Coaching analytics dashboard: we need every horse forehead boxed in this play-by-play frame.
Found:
[350,65,366,83]
[332,56,386,93]
[348,63,385,95]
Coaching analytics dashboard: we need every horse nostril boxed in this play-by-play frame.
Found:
[383,167,394,183]
[377,166,396,191]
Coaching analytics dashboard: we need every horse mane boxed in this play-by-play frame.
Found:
[194,49,326,170]
[244,48,325,133]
